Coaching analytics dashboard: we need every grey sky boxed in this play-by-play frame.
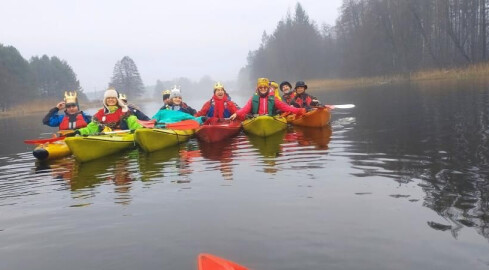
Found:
[2,0,342,92]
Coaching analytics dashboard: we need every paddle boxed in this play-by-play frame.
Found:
[198,253,248,270]
[324,104,355,109]
[139,119,200,130]
[24,136,65,145]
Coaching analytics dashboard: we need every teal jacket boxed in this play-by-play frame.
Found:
[152,109,204,125]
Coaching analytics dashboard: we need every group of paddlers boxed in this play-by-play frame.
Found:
[43,78,322,135]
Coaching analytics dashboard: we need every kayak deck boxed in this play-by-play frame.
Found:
[134,128,195,152]
[242,115,287,137]
[65,133,135,162]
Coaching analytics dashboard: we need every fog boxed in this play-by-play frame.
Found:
[1,0,341,93]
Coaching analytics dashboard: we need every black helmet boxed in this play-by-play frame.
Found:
[295,81,307,89]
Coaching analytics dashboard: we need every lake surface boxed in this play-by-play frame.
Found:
[1,81,489,270]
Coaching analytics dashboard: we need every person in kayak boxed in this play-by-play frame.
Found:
[162,89,171,105]
[268,80,282,101]
[118,93,151,121]
[280,81,295,104]
[229,78,305,120]
[290,81,322,110]
[69,88,142,136]
[195,82,239,119]
[42,91,91,130]
[163,87,197,115]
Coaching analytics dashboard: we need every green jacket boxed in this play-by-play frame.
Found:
[78,114,142,136]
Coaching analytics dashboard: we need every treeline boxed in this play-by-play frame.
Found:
[0,44,84,111]
[240,1,489,86]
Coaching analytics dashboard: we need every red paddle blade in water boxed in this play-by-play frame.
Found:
[197,254,249,270]
[24,137,65,145]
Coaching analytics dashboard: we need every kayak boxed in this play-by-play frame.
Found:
[64,132,135,162]
[33,140,71,161]
[285,107,331,127]
[242,115,287,137]
[134,128,194,152]
[195,120,242,143]
[198,253,248,270]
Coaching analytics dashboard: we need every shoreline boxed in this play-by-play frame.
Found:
[308,62,489,91]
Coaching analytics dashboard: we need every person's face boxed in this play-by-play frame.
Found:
[296,87,306,94]
[282,85,291,94]
[172,96,182,105]
[215,88,225,98]
[106,97,118,106]
[258,86,269,95]
[66,104,79,114]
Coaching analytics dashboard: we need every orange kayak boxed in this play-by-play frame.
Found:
[286,107,331,127]
[197,254,249,270]
[196,120,242,143]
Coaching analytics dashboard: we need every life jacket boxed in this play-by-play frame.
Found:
[207,98,232,118]
[252,94,275,116]
[93,107,128,129]
[283,92,296,105]
[59,112,88,130]
[293,93,313,108]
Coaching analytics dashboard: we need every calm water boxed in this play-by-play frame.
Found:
[1,81,489,270]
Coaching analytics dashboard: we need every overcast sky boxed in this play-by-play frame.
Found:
[2,0,342,92]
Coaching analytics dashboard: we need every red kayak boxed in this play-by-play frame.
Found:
[195,119,242,143]
[198,254,249,270]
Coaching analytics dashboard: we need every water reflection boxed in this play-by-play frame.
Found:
[329,80,489,239]
[137,145,181,182]
[198,138,238,180]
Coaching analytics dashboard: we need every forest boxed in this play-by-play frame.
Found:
[241,1,489,86]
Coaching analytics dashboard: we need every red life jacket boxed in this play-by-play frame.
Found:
[93,107,126,129]
[59,113,88,130]
[293,94,313,108]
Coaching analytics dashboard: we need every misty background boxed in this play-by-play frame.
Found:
[2,0,489,109]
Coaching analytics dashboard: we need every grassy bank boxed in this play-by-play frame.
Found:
[0,99,99,119]
[308,62,489,91]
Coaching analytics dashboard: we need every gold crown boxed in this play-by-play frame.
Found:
[214,82,224,90]
[269,81,279,89]
[118,93,127,100]
[64,91,77,104]
[162,89,171,95]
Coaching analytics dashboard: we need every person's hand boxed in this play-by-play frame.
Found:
[296,108,307,117]
[229,113,237,120]
[56,101,65,110]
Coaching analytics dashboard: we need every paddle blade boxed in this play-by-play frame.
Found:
[165,119,200,130]
[138,119,156,128]
[326,104,355,109]
[24,137,65,145]
[198,254,249,270]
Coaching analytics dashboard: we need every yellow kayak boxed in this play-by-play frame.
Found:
[134,128,195,152]
[242,115,287,137]
[64,132,135,162]
[33,140,71,161]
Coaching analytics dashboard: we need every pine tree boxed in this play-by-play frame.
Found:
[30,55,81,98]
[109,56,144,98]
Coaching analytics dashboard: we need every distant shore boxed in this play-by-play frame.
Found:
[308,62,489,91]
[0,99,100,119]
